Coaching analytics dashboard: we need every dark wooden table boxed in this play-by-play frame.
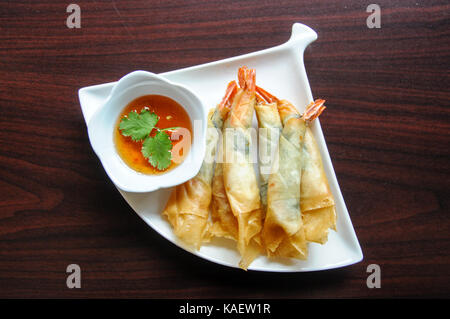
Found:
[0,0,448,299]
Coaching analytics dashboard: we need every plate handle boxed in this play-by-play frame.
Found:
[281,23,318,104]
[284,23,318,52]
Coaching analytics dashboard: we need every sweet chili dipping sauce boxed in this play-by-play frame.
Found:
[115,95,192,175]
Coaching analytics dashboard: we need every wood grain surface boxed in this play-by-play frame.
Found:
[0,0,449,298]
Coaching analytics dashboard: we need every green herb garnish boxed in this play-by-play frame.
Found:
[142,131,173,170]
[119,109,179,170]
[119,109,158,141]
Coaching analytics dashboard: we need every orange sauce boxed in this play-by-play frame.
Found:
[114,95,192,175]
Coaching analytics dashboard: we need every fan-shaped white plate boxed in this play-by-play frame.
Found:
[78,23,363,272]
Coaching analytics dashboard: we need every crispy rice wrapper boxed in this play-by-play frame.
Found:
[162,109,219,249]
[254,101,282,216]
[209,152,239,241]
[303,205,337,244]
[262,111,308,259]
[222,69,263,269]
[300,127,335,211]
[301,127,336,243]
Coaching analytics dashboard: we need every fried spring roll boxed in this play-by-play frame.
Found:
[262,99,308,258]
[301,126,336,243]
[254,98,282,216]
[256,85,326,258]
[257,86,335,246]
[162,81,238,249]
[223,67,262,269]
[209,90,244,241]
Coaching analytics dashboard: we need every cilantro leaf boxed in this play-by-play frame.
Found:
[141,131,173,170]
[119,109,158,141]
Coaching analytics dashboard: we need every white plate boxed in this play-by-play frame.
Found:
[78,23,363,272]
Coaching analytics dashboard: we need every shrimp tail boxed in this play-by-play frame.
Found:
[302,99,326,122]
[230,66,256,128]
[256,85,279,103]
[218,81,238,117]
[256,86,326,123]
[212,81,238,128]
[238,66,256,92]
